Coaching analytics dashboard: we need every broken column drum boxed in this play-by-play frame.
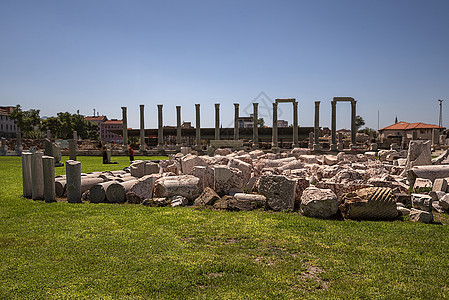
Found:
[121,106,128,151]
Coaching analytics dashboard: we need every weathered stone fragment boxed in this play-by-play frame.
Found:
[439,194,449,211]
[130,161,145,178]
[170,195,188,207]
[213,195,261,211]
[339,187,398,220]
[129,175,158,201]
[258,175,296,211]
[409,208,433,223]
[194,187,220,206]
[411,194,433,212]
[432,178,447,192]
[413,178,432,191]
[214,165,243,196]
[106,180,138,203]
[126,191,142,204]
[154,175,201,201]
[300,187,338,218]
[180,154,207,175]
[144,161,160,175]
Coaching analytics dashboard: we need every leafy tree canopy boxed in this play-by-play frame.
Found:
[8,105,42,138]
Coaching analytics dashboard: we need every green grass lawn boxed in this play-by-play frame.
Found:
[1,156,449,299]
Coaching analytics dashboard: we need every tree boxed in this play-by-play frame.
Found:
[41,112,99,140]
[8,105,42,138]
[355,115,365,130]
[257,118,265,128]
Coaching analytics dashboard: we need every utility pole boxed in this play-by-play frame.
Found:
[438,99,443,129]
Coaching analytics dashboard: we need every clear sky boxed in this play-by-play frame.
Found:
[1,0,448,130]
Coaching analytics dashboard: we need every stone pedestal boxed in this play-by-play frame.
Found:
[66,160,82,203]
[252,103,259,148]
[68,139,77,161]
[31,151,44,200]
[21,152,32,198]
[42,156,56,203]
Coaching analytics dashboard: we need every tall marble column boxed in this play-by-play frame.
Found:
[121,107,128,151]
[252,102,259,148]
[139,104,146,152]
[313,101,320,151]
[293,101,299,148]
[157,105,163,149]
[176,106,181,151]
[350,100,357,148]
[272,102,279,150]
[215,103,220,140]
[195,104,201,149]
[331,100,337,151]
[234,103,239,140]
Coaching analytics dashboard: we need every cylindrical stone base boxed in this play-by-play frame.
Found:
[42,156,56,203]
[66,160,82,203]
[31,151,44,200]
[22,152,32,198]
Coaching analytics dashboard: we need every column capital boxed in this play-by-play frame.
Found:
[215,103,220,108]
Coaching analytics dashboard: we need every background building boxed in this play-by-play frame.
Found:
[0,106,18,138]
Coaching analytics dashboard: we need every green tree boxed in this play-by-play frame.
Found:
[355,115,365,130]
[8,105,42,138]
[257,118,265,128]
[41,112,99,140]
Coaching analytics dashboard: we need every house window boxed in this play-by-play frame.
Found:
[420,129,425,134]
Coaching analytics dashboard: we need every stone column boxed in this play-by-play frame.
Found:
[176,106,181,151]
[195,104,201,149]
[68,139,77,161]
[66,160,81,203]
[21,152,32,198]
[121,107,128,151]
[46,130,51,139]
[350,100,357,148]
[42,156,56,203]
[15,132,23,155]
[157,105,163,149]
[44,138,53,156]
[272,102,279,150]
[293,101,299,148]
[31,151,44,200]
[432,128,439,146]
[308,132,314,150]
[234,103,239,140]
[0,137,6,155]
[73,131,77,140]
[331,100,337,151]
[139,104,146,152]
[252,102,259,148]
[215,103,220,140]
[313,101,320,151]
[337,132,344,151]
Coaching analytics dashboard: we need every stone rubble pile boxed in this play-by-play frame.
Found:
[21,142,449,224]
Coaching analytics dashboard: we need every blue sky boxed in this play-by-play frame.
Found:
[1,0,448,130]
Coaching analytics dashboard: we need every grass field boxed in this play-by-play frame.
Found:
[1,155,449,299]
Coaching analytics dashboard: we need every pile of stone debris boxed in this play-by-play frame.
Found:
[35,140,449,224]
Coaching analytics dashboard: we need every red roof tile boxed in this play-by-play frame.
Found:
[379,121,443,131]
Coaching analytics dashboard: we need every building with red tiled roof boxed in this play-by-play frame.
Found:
[379,121,444,143]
